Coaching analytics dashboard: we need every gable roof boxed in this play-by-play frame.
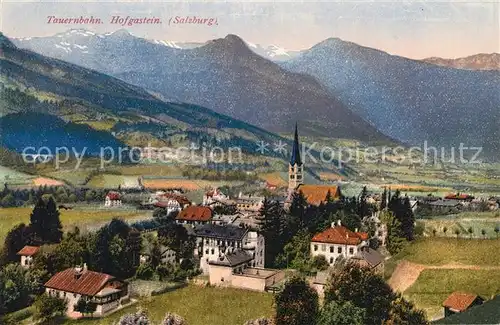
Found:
[45,268,115,296]
[434,295,500,324]
[106,191,121,200]
[442,292,481,312]
[297,184,340,205]
[157,193,191,206]
[192,224,248,241]
[312,225,368,245]
[17,245,40,256]
[177,206,212,222]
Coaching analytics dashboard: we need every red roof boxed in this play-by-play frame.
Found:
[17,245,40,256]
[312,226,368,245]
[45,268,115,296]
[443,292,480,312]
[445,193,473,200]
[177,206,213,222]
[106,191,121,200]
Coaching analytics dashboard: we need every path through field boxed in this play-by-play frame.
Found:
[388,260,500,293]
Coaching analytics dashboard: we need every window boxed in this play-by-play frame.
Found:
[349,248,354,255]
[314,245,318,251]
[330,246,334,253]
[290,175,295,179]
[338,247,342,254]
[329,257,334,264]
[205,249,209,254]
[321,245,326,251]
[211,249,215,255]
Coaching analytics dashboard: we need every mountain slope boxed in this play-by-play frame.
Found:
[0,33,289,159]
[423,53,500,71]
[283,38,500,159]
[12,31,391,143]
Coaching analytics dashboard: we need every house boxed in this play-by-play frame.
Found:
[44,264,129,318]
[203,188,228,206]
[235,193,264,213]
[191,224,265,274]
[176,206,213,225]
[208,250,285,292]
[442,292,484,317]
[104,191,122,207]
[140,244,176,265]
[154,192,191,215]
[310,221,369,266]
[17,245,40,268]
[350,247,385,274]
[433,295,500,324]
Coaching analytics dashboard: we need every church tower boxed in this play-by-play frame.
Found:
[289,123,303,190]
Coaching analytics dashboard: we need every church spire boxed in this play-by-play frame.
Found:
[290,123,302,166]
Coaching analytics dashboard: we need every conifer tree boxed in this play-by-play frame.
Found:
[30,198,48,244]
[45,197,63,243]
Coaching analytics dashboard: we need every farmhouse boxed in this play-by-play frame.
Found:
[203,188,228,206]
[17,245,40,268]
[104,191,122,207]
[434,295,500,324]
[310,221,370,265]
[153,192,191,215]
[176,206,213,225]
[44,264,129,318]
[191,224,265,274]
[442,292,484,317]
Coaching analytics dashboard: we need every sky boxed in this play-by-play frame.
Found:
[1,0,498,59]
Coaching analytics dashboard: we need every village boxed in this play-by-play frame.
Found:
[1,126,499,325]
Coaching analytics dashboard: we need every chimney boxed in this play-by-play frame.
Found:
[337,219,341,226]
[331,222,335,228]
[355,228,358,233]
[83,263,88,272]
[74,265,83,279]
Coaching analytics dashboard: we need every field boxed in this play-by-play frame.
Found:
[387,238,500,270]
[65,285,274,325]
[405,269,500,319]
[258,172,287,187]
[418,212,500,239]
[0,206,151,244]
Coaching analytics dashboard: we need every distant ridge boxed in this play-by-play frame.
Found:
[423,53,500,71]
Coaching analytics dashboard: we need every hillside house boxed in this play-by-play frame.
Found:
[191,224,265,274]
[310,221,369,265]
[153,192,191,215]
[104,191,122,207]
[44,264,129,318]
[434,295,500,324]
[442,292,484,317]
[176,206,213,225]
[17,245,40,268]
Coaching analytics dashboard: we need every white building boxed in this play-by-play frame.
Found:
[17,245,40,268]
[191,224,265,274]
[310,221,369,265]
[153,192,191,215]
[203,188,228,206]
[44,264,129,318]
[140,245,176,265]
[104,191,122,207]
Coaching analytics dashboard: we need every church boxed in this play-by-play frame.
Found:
[288,124,341,205]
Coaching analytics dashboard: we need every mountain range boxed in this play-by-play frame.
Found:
[282,38,500,156]
[8,30,500,160]
[0,33,290,160]
[423,53,500,71]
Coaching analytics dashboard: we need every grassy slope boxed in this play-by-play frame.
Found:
[405,269,500,319]
[65,285,274,325]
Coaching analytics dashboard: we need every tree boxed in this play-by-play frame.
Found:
[33,294,67,323]
[380,187,388,210]
[385,211,407,255]
[311,255,329,271]
[494,225,499,239]
[324,263,395,324]
[454,229,461,239]
[30,197,48,243]
[432,229,437,237]
[45,197,63,243]
[0,264,43,314]
[275,228,312,272]
[1,223,32,265]
[467,227,474,239]
[386,293,428,325]
[275,276,319,325]
[1,193,15,207]
[317,301,365,325]
[257,198,285,267]
[481,229,487,239]
[74,297,97,317]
